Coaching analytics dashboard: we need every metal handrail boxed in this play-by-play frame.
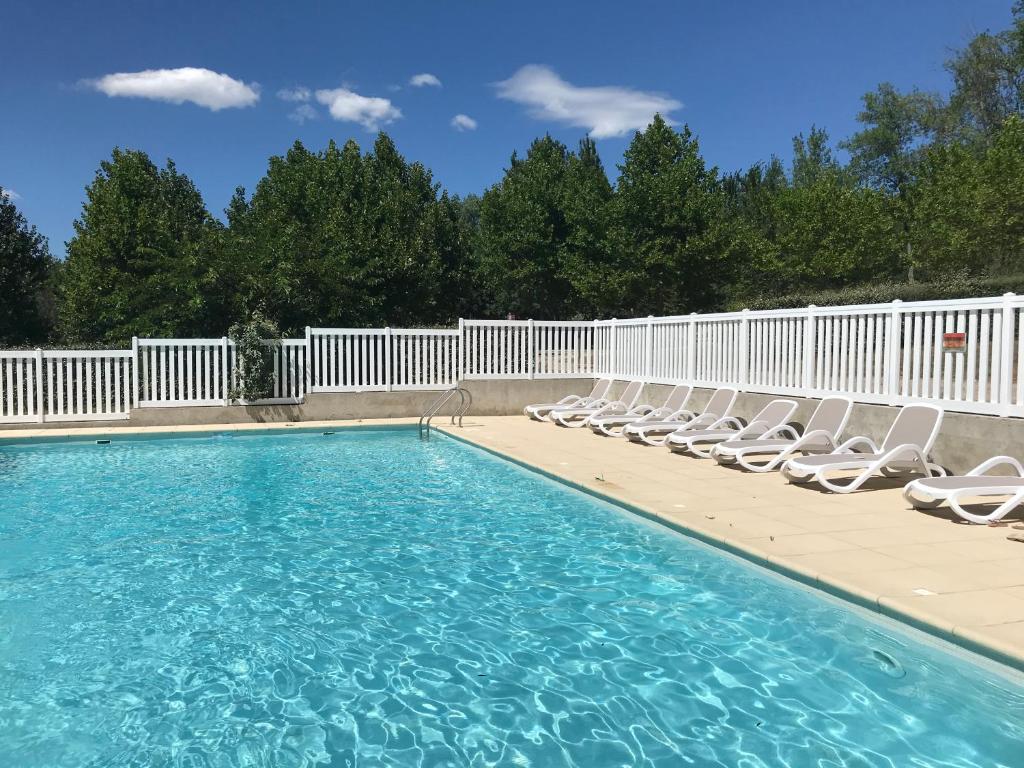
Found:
[419,385,472,438]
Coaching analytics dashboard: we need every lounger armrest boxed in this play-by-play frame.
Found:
[592,400,628,418]
[835,436,879,454]
[880,443,929,463]
[967,455,1024,478]
[633,404,656,415]
[686,413,721,430]
[710,415,742,430]
[558,395,581,405]
[799,428,835,445]
[670,408,696,421]
[758,424,800,441]
[735,419,770,438]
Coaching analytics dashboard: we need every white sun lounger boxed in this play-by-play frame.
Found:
[665,399,798,458]
[589,384,693,437]
[711,396,853,472]
[552,380,644,428]
[524,378,612,421]
[781,403,946,493]
[624,388,738,445]
[903,456,1024,524]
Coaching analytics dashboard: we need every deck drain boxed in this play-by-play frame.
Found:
[872,649,906,679]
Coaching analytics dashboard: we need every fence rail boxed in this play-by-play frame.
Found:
[1,293,1022,423]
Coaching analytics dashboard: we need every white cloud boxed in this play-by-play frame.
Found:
[315,87,402,131]
[495,64,681,138]
[289,104,318,124]
[409,73,442,88]
[88,67,260,111]
[450,114,478,132]
[1,188,20,201]
[277,86,311,102]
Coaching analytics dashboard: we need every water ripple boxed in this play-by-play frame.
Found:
[1,429,1023,767]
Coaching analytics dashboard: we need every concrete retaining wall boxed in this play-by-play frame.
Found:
[4,378,587,431]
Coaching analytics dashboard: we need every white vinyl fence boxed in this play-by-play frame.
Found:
[1,293,1022,423]
[596,294,1024,417]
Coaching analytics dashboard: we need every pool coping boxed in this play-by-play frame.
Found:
[0,418,420,445]
[436,424,1024,675]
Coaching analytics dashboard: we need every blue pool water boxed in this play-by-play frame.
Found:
[1,429,1023,767]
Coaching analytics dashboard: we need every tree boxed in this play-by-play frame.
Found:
[474,136,614,318]
[220,135,469,332]
[556,137,614,316]
[911,115,1024,276]
[841,83,943,195]
[58,149,220,345]
[604,115,734,316]
[942,2,1024,144]
[791,126,839,189]
[0,187,53,345]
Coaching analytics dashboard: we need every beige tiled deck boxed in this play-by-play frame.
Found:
[3,415,1023,670]
[437,416,1024,669]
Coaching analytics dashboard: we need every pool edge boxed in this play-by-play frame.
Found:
[0,419,420,446]
[437,426,1024,675]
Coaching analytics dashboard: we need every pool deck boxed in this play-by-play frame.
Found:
[3,415,1024,670]
[436,417,1024,670]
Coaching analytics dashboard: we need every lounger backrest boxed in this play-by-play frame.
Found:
[618,380,644,406]
[881,404,944,453]
[663,384,692,411]
[749,399,798,429]
[805,397,853,439]
[588,378,613,400]
[702,387,737,418]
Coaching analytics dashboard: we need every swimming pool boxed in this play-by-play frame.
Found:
[1,428,1022,766]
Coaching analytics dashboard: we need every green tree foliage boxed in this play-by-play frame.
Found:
[602,116,734,316]
[841,83,943,197]
[943,2,1024,143]
[911,115,1024,275]
[475,135,612,318]
[218,135,471,334]
[724,128,900,298]
[0,187,53,345]
[58,149,220,345]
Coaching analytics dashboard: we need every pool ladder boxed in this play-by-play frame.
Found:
[419,385,472,439]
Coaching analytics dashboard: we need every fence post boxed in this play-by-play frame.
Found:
[644,315,654,379]
[34,348,44,423]
[999,292,1016,416]
[303,326,312,400]
[802,306,816,394]
[385,326,393,392]
[609,319,618,377]
[131,336,139,409]
[528,319,535,380]
[457,318,465,385]
[738,309,750,391]
[686,313,698,383]
[885,300,903,404]
[221,336,230,405]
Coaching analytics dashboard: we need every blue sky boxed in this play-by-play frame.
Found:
[0,0,1015,255]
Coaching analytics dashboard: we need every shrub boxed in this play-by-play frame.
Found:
[727,272,1024,311]
[228,311,281,403]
